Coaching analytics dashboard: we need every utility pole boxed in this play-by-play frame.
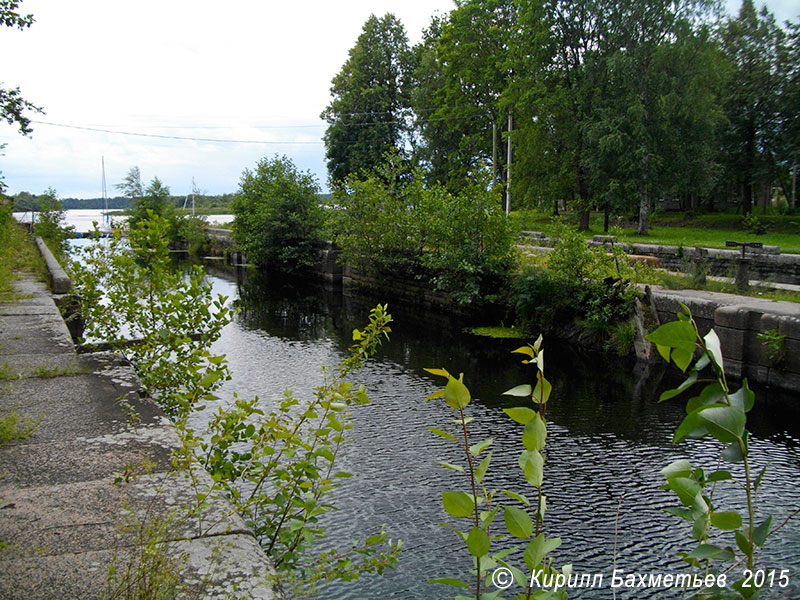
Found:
[506,109,513,216]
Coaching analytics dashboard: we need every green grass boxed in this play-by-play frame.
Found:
[0,409,36,448]
[513,209,800,254]
[467,326,525,339]
[0,207,47,300]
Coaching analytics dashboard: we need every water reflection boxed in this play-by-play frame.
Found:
[207,266,799,599]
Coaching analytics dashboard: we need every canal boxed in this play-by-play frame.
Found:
[202,265,800,599]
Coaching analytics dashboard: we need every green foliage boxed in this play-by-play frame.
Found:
[425,337,570,599]
[33,187,72,260]
[756,328,786,365]
[70,211,233,417]
[232,155,323,272]
[647,305,776,595]
[103,513,195,600]
[741,211,767,235]
[328,159,515,305]
[171,213,209,255]
[0,407,35,448]
[72,217,400,592]
[129,177,175,229]
[196,305,401,595]
[512,223,639,345]
[322,13,414,183]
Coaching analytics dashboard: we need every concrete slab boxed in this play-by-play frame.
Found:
[0,473,249,558]
[171,534,284,600]
[0,314,74,355]
[0,296,61,316]
[0,548,112,600]
[0,428,175,487]
[0,374,163,443]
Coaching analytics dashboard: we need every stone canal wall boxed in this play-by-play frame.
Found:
[644,286,800,391]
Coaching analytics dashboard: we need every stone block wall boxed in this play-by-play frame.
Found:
[646,286,800,391]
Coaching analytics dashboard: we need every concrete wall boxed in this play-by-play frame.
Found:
[645,286,800,391]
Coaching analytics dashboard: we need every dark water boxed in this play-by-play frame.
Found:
[202,266,800,600]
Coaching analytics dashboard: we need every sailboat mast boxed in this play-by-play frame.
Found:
[101,156,109,225]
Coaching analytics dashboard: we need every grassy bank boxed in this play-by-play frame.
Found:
[0,207,46,301]
[514,210,800,254]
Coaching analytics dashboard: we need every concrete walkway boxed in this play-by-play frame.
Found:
[0,275,282,599]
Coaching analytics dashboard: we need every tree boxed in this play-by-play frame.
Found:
[129,176,174,227]
[413,0,518,196]
[232,155,323,272]
[719,0,786,214]
[322,13,414,184]
[115,166,144,201]
[1,1,43,193]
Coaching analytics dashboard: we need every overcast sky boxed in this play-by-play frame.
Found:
[1,0,797,199]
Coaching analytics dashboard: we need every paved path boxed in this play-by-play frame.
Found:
[0,276,281,599]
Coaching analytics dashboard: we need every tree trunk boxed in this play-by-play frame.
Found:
[603,203,610,232]
[792,161,797,210]
[638,150,650,235]
[492,119,499,186]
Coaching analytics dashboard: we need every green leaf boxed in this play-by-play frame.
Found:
[503,406,537,425]
[684,544,736,561]
[428,426,458,442]
[659,370,698,402]
[664,477,702,507]
[437,461,465,473]
[754,463,768,492]
[424,368,450,378]
[523,533,561,570]
[698,405,746,443]
[519,449,544,488]
[444,376,471,410]
[532,373,552,405]
[469,437,493,457]
[754,515,772,547]
[466,526,490,557]
[735,530,753,557]
[673,411,709,444]
[706,470,733,483]
[711,511,742,531]
[474,452,492,486]
[512,346,535,359]
[686,383,726,413]
[703,329,724,372]
[499,488,531,506]
[522,414,547,451]
[503,384,532,397]
[660,459,692,479]
[646,320,697,352]
[504,506,534,539]
[722,432,748,462]
[729,380,755,413]
[442,491,474,518]
[664,506,694,521]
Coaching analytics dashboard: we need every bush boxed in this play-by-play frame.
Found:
[233,155,323,272]
[327,158,516,305]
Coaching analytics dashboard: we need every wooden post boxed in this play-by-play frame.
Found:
[506,110,513,216]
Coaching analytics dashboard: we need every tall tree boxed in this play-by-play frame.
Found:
[416,0,518,195]
[322,13,413,184]
[719,0,786,214]
[587,0,717,234]
[1,0,42,193]
[115,166,144,201]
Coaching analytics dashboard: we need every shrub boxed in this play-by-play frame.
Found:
[233,155,324,272]
[327,158,516,305]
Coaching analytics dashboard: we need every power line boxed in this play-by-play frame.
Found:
[30,120,325,145]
